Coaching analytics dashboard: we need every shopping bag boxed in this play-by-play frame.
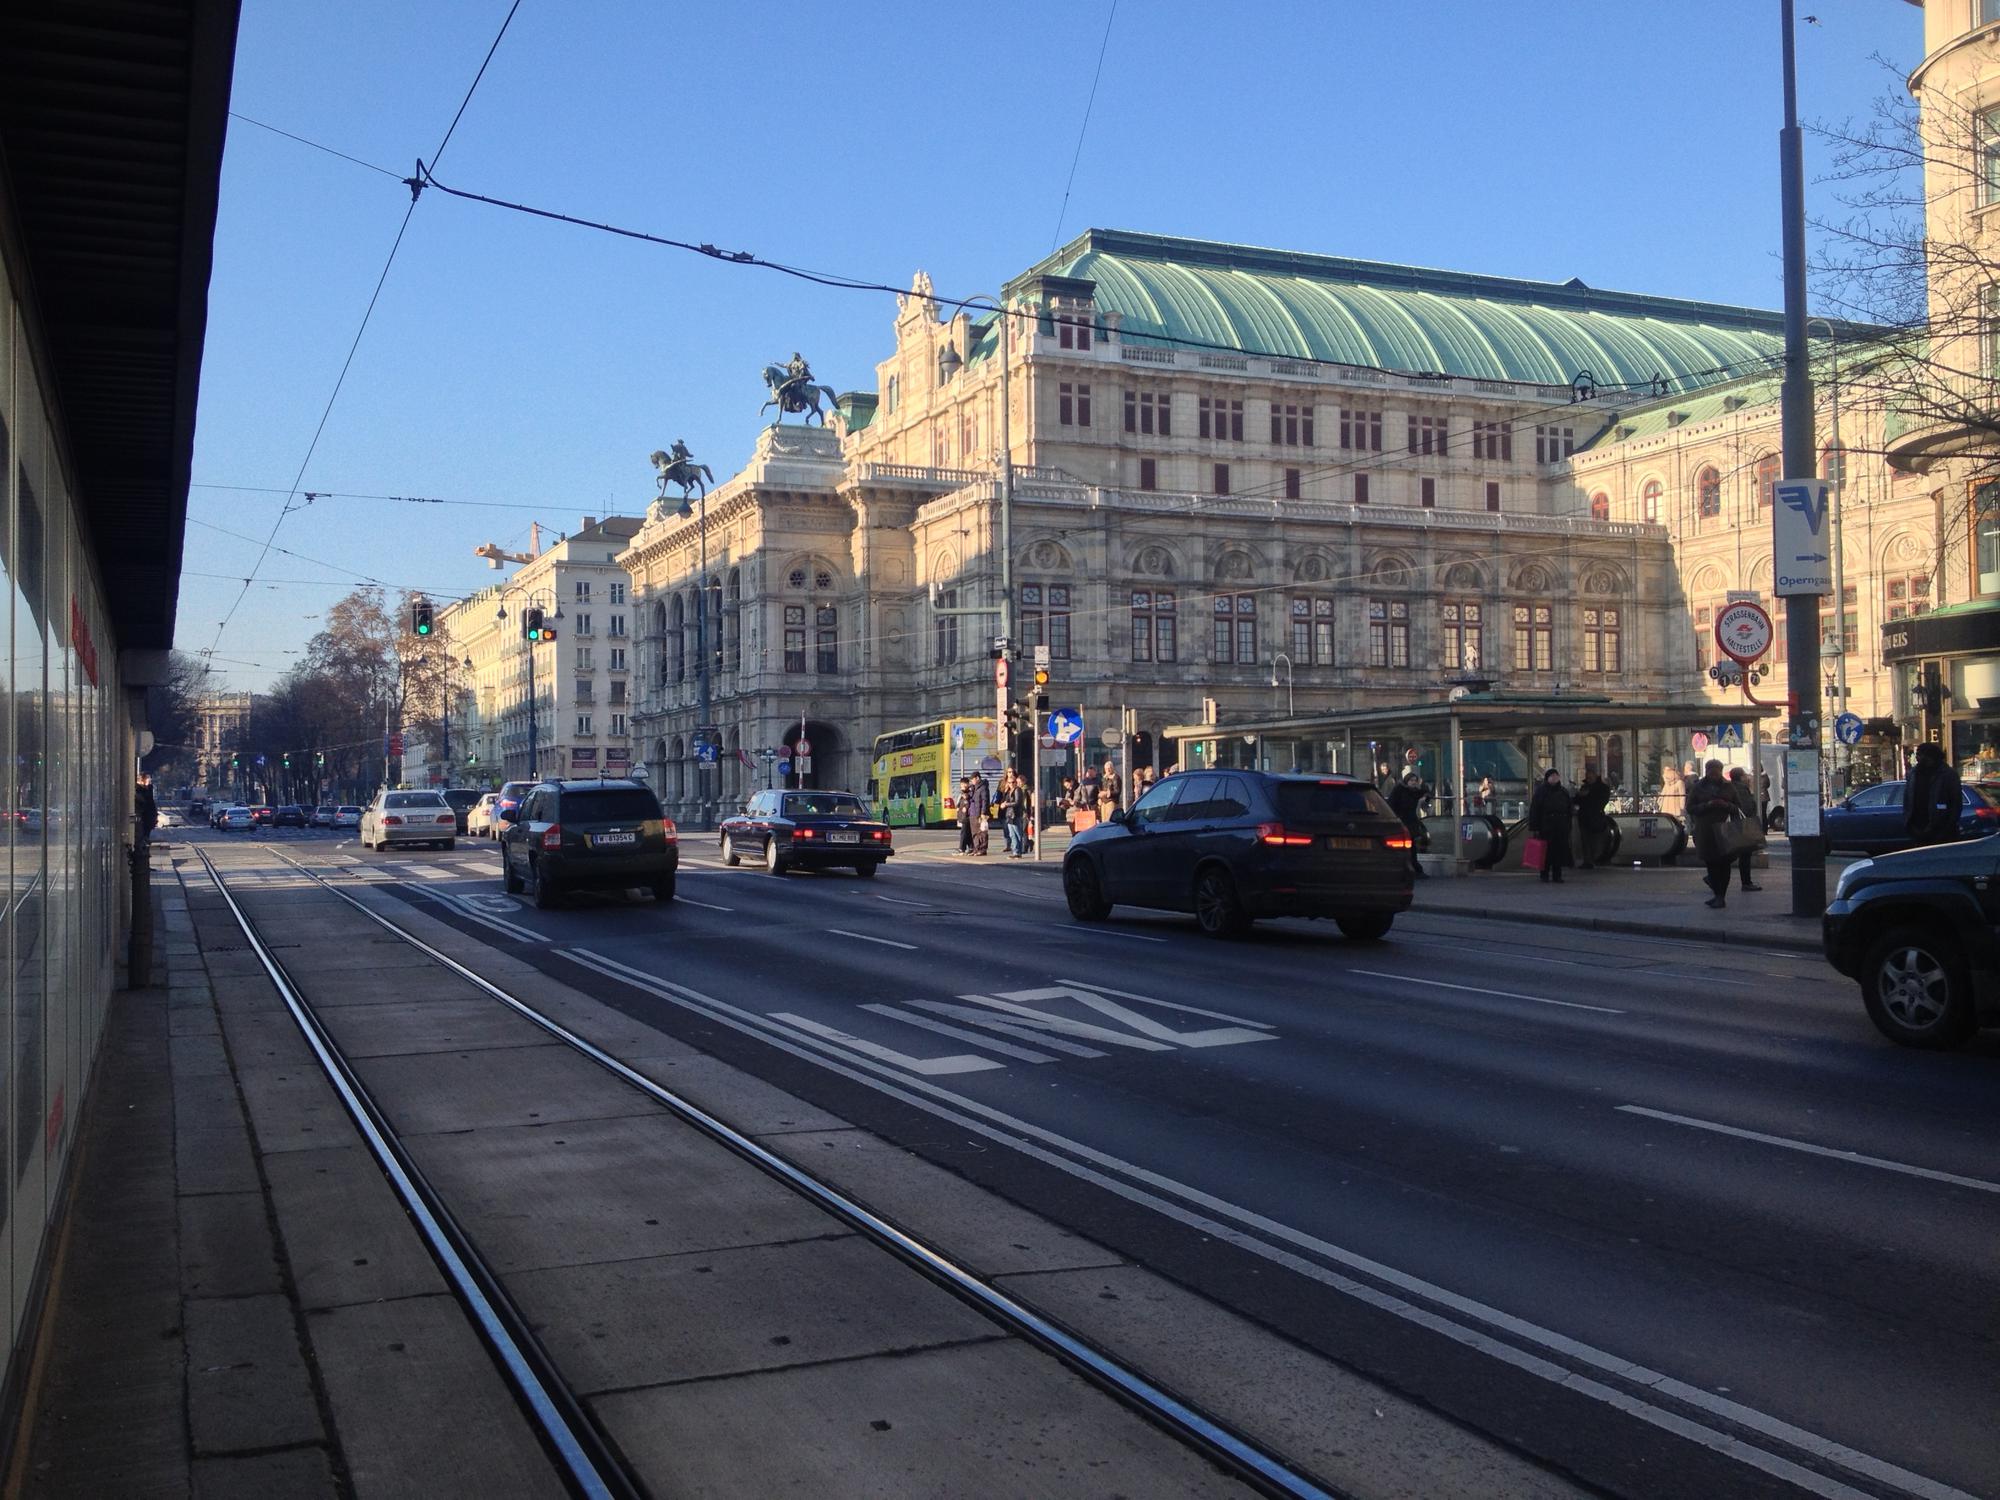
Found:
[1721,815,1761,858]
[1521,835,1549,871]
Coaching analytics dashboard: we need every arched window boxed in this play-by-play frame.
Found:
[670,595,686,681]
[1697,466,1721,518]
[1821,444,1847,485]
[706,576,724,676]
[1754,453,1780,509]
[725,568,742,669]
[1589,492,1610,522]
[1641,479,1662,523]
[670,737,684,799]
[652,601,667,635]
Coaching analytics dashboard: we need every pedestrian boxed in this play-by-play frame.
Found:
[1687,759,1741,909]
[1573,766,1611,869]
[1472,775,1496,815]
[1756,765,1772,827]
[1076,762,1100,825]
[134,771,158,849]
[997,771,1024,857]
[1903,741,1962,846]
[1096,758,1121,824]
[1376,762,1397,797]
[1130,763,1147,807]
[1057,774,1078,815]
[968,773,991,856]
[955,776,974,854]
[1526,768,1574,883]
[1727,767,1764,890]
[1386,770,1430,879]
[1657,759,1686,820]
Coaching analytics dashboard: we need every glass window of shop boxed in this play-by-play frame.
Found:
[1949,656,2000,780]
[1976,482,2000,597]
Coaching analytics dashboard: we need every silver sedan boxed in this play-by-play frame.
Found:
[359,790,457,851]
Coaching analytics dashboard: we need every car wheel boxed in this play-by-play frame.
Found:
[721,832,741,867]
[503,854,523,894]
[443,840,456,851]
[1193,865,1251,938]
[764,837,786,875]
[1336,911,1395,942]
[532,861,561,911]
[652,874,676,904]
[854,861,878,878]
[1063,857,1112,921]
[1861,925,1977,1049]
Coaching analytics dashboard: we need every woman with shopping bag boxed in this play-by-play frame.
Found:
[1727,767,1765,892]
[1687,759,1746,909]
[1524,768,1574,883]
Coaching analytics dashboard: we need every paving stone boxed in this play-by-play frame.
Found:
[234,1058,355,1154]
[362,1045,660,1136]
[201,949,273,977]
[411,1112,833,1273]
[315,996,555,1057]
[170,1031,232,1078]
[306,1295,565,1499]
[194,1447,340,1500]
[178,1191,283,1299]
[265,1145,446,1308]
[169,1004,221,1037]
[208,975,285,1016]
[510,1233,993,1394]
[593,1338,1245,1499]
[185,1293,323,1454]
[628,1052,847,1135]
[176,1124,260,1197]
[217,1006,314,1069]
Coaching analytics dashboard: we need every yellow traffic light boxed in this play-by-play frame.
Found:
[1033,668,1049,687]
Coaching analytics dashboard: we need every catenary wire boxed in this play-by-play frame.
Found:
[1048,0,1119,252]
[228,111,404,179]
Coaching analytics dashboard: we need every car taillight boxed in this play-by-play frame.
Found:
[1256,822,1314,847]
[1975,806,1999,820]
[660,819,678,843]
[437,814,455,825]
[1383,834,1413,850]
[871,829,891,841]
[795,827,816,839]
[541,823,562,850]
[382,815,403,826]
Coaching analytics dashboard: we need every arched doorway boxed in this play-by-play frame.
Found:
[781,720,846,791]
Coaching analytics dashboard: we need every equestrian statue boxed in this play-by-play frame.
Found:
[649,440,714,520]
[761,352,838,426]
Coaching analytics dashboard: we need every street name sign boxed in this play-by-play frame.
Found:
[1772,479,1833,597]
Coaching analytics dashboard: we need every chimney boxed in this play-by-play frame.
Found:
[582,515,597,532]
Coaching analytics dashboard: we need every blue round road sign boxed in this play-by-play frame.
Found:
[776,758,792,776]
[1834,712,1864,746]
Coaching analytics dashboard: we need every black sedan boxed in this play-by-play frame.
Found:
[1063,770,1414,939]
[719,789,894,876]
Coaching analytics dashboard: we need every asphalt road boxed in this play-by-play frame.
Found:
[181,826,2000,1500]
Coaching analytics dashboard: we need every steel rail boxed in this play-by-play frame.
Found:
[192,846,640,1500]
[252,843,1345,1500]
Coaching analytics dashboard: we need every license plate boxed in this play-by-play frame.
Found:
[592,832,637,846]
[1327,835,1373,850]
[828,830,860,844]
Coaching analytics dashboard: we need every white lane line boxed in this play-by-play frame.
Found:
[1074,926,1168,943]
[766,1012,1002,1075]
[861,1003,1056,1063]
[556,946,1963,1500]
[826,927,919,951]
[874,894,933,907]
[675,895,734,912]
[1052,981,1276,1030]
[401,865,453,881]
[1347,968,1624,1015]
[1617,1105,2000,1196]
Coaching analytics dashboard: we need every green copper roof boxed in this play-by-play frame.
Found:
[1009,230,1882,396]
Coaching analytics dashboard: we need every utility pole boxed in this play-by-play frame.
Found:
[1778,0,1826,917]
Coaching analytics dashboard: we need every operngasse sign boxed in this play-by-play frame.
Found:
[1772,479,1833,597]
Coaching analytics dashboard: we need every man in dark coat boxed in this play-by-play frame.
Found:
[955,776,975,854]
[1386,771,1430,879]
[968,773,992,856]
[1573,767,1611,869]
[135,772,159,849]
[1903,742,1962,846]
[1526,769,1574,883]
[1686,759,1740,908]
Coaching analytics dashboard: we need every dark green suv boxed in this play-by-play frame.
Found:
[500,779,678,910]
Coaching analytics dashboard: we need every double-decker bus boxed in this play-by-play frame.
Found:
[869,717,1002,827]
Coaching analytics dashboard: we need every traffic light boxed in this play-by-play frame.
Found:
[412,600,434,637]
[1033,667,1049,689]
[315,751,324,766]
[1034,693,1050,714]
[523,607,546,641]
[282,753,290,768]
[231,754,240,769]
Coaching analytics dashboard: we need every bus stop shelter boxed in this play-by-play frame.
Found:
[1163,692,1782,820]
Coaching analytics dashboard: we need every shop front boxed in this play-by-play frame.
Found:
[1881,603,2000,783]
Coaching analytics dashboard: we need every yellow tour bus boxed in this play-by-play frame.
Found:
[870,717,1003,827]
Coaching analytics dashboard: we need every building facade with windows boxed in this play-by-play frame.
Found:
[436,516,643,787]
[623,231,1827,821]
[193,690,254,796]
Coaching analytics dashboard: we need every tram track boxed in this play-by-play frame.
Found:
[196,841,1346,1500]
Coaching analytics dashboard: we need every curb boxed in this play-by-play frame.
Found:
[1408,902,1824,954]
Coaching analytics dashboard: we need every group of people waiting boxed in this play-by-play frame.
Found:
[954,769,1034,858]
[1520,767,1618,883]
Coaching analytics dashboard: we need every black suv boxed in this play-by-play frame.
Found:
[500,779,678,910]
[1822,839,2000,1048]
[1063,771,1414,938]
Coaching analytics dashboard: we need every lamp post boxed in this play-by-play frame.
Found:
[1270,652,1295,716]
[494,590,563,780]
[1809,315,1850,792]
[654,458,718,827]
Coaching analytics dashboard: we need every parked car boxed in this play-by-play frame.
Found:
[360,789,457,851]
[490,781,536,837]
[1062,771,1415,939]
[1820,780,2000,854]
[465,792,500,838]
[440,787,484,835]
[334,806,363,830]
[500,779,677,909]
[156,807,186,829]
[249,805,275,826]
[312,805,337,827]
[1823,839,2000,1048]
[719,789,893,876]
[272,804,308,828]
[216,805,255,832]
[208,805,233,829]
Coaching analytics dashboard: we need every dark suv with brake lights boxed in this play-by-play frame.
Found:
[1823,838,2000,1048]
[500,779,678,909]
[1063,771,1414,938]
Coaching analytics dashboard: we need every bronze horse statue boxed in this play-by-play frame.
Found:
[650,443,714,506]
[762,354,839,426]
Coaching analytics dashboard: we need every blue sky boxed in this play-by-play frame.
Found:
[185,0,1923,689]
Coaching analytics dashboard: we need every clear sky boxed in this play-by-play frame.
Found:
[184,0,1924,690]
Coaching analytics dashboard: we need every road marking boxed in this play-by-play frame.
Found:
[904,1001,1109,1058]
[968,986,1275,1050]
[766,1013,1005,1074]
[874,894,933,907]
[411,887,537,943]
[826,927,919,951]
[861,1004,1057,1063]
[401,864,452,880]
[1051,981,1274,1030]
[1347,968,1624,1014]
[1616,1105,2000,1196]
[675,895,734,912]
[554,946,1965,1500]
[1070,925,1168,942]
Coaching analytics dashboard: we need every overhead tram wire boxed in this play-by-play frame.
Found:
[227,112,404,180]
[1048,0,1120,252]
[205,0,526,663]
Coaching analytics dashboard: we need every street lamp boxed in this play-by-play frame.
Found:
[1270,653,1295,716]
[1809,314,1851,790]
[494,591,563,780]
